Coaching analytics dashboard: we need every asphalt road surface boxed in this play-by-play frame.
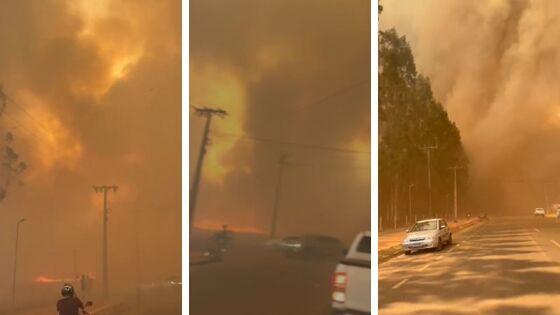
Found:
[379,216,560,315]
[189,240,339,315]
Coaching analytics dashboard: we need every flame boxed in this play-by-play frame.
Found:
[35,276,74,283]
[35,273,95,284]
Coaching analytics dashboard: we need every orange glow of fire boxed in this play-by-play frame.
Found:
[70,0,145,97]
[195,219,266,235]
[13,92,83,173]
[35,272,95,284]
[35,276,72,283]
[190,63,248,184]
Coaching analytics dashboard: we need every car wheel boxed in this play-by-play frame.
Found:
[404,250,412,255]
[448,234,453,246]
[436,238,443,251]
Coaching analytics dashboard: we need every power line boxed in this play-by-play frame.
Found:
[4,95,52,137]
[289,78,370,114]
[0,110,54,158]
[288,161,370,171]
[215,132,370,155]
[246,78,370,132]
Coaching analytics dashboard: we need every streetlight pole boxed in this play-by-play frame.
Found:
[420,144,438,216]
[408,184,415,223]
[450,166,463,221]
[12,218,26,309]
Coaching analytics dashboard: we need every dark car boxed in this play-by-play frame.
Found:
[281,235,345,260]
[478,213,489,220]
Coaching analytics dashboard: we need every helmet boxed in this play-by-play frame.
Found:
[61,283,74,297]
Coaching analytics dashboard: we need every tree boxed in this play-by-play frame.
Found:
[379,29,468,225]
[0,87,27,203]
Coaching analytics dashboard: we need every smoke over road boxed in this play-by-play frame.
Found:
[381,0,560,213]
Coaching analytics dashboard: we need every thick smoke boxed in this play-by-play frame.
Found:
[381,0,560,213]
[190,0,371,242]
[0,0,180,304]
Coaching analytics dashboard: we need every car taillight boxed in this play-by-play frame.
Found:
[331,272,347,303]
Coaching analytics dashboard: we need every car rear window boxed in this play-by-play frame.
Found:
[357,236,371,253]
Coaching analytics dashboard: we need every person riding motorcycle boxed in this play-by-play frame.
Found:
[213,224,233,251]
[57,284,88,315]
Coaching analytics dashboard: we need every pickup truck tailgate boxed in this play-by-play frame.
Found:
[344,261,371,311]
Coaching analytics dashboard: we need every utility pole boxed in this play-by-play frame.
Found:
[270,154,289,239]
[135,208,141,304]
[93,185,118,298]
[190,107,227,232]
[544,183,550,213]
[420,144,438,216]
[12,218,26,309]
[450,166,463,221]
[393,174,399,229]
[73,249,78,281]
[408,184,415,223]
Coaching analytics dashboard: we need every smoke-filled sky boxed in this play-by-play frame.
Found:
[0,0,180,303]
[381,0,560,213]
[190,0,371,242]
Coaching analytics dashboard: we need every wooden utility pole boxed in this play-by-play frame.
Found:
[93,185,118,298]
[190,107,227,232]
[270,155,289,239]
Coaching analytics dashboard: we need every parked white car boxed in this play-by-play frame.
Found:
[331,231,370,314]
[534,208,546,217]
[402,218,452,255]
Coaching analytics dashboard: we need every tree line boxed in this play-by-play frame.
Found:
[379,28,469,228]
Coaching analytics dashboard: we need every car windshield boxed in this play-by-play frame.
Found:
[410,221,438,232]
[357,236,371,253]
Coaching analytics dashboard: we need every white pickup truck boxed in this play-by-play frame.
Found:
[331,231,371,314]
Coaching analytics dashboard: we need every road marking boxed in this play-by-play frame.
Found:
[392,279,408,289]
[551,240,560,249]
[534,228,540,232]
[419,263,431,271]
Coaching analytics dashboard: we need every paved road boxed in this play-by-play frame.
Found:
[189,241,339,315]
[379,216,560,315]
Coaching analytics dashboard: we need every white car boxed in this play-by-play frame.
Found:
[534,208,546,217]
[402,218,452,255]
[331,231,370,314]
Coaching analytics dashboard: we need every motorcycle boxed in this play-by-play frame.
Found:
[212,231,233,253]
